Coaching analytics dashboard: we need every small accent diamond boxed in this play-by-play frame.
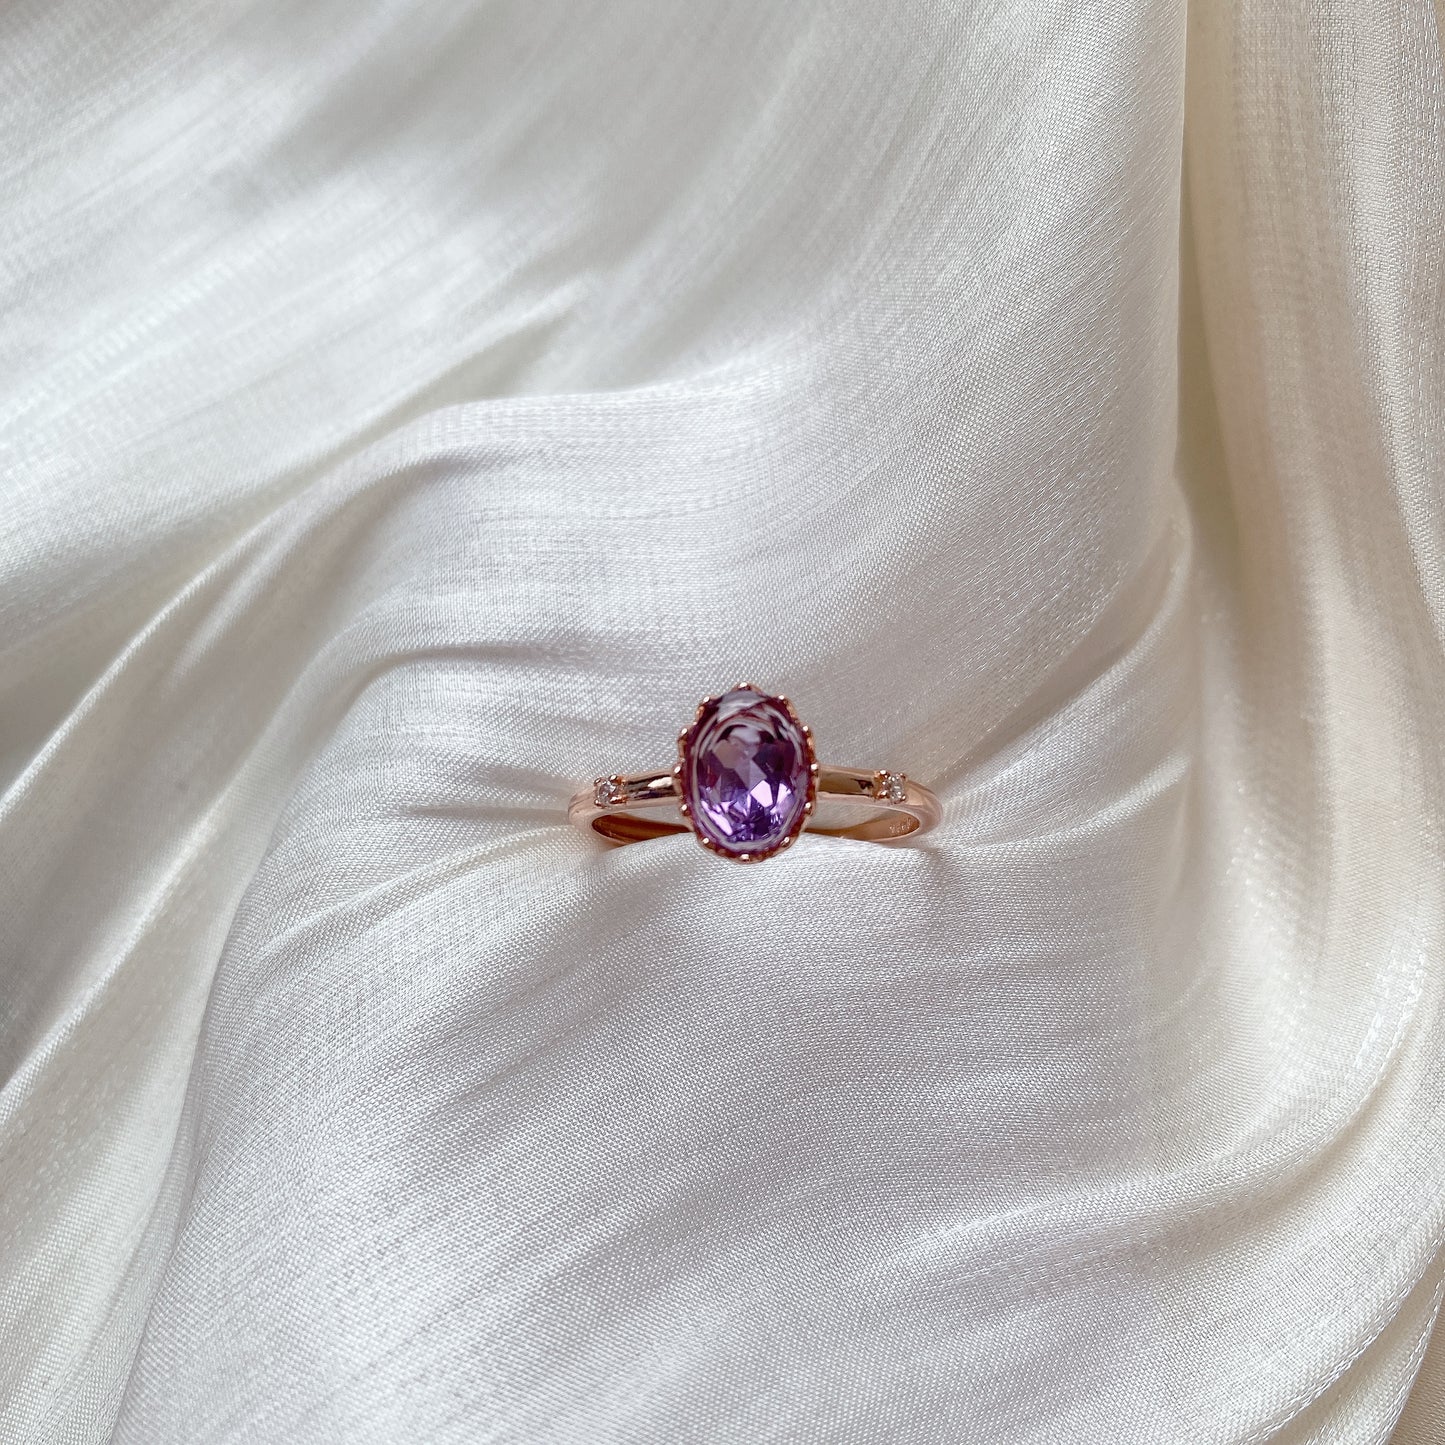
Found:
[594,775,627,807]
[876,770,908,804]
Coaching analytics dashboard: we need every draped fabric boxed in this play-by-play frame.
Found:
[2,1,1442,1440]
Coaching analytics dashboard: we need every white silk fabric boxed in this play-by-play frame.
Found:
[2,1,1442,1441]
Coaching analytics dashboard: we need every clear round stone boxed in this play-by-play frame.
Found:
[878,771,908,804]
[594,776,626,807]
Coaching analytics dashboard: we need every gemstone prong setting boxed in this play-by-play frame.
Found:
[677,684,817,862]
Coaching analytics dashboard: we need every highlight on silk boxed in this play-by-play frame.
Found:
[0,3,1440,1442]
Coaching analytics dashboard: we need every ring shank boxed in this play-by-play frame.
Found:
[568,767,940,847]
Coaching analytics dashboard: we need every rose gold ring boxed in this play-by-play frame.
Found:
[568,683,941,863]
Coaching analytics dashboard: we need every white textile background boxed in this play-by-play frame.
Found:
[1,1,1442,1441]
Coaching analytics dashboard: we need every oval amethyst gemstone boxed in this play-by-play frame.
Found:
[682,688,811,857]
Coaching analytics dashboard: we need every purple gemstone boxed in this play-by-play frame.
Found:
[682,688,811,856]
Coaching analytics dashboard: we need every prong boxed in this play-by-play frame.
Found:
[672,762,683,776]
[739,853,751,863]
[810,762,820,775]
[804,800,815,814]
[734,680,755,692]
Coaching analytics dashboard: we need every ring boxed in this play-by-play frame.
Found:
[568,683,941,863]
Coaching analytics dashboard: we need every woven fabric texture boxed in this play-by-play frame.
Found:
[1,2,1442,1441]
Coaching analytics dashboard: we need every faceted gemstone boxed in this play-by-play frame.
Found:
[682,687,811,857]
[594,776,627,807]
[877,771,908,804]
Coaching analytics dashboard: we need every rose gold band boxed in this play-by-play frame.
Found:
[568,766,941,848]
